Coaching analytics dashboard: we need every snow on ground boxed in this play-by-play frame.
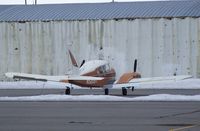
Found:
[0,78,200,101]
[0,94,200,101]
[1,78,200,89]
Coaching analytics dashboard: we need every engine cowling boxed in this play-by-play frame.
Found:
[116,72,141,84]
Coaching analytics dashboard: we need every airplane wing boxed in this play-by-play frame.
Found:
[5,72,104,82]
[112,75,192,89]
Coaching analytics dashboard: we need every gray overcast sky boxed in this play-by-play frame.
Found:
[0,0,168,5]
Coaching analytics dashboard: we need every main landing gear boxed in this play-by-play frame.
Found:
[104,88,128,96]
[104,88,109,95]
[65,87,71,95]
[122,87,127,96]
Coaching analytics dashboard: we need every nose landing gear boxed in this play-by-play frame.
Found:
[104,88,109,95]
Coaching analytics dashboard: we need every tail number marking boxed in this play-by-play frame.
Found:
[86,80,96,85]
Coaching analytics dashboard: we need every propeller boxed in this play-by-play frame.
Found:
[133,59,137,72]
[80,60,85,67]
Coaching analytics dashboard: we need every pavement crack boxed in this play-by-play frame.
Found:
[155,109,200,119]
[156,123,194,127]
[68,121,93,124]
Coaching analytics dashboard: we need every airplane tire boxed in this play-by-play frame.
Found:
[122,88,127,96]
[104,88,109,95]
[65,87,70,95]
[132,86,135,91]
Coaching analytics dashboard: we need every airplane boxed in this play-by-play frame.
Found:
[5,50,192,96]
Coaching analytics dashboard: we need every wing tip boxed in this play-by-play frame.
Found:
[5,72,14,78]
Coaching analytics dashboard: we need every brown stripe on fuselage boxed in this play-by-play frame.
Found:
[60,80,69,83]
[68,76,114,87]
[59,68,116,88]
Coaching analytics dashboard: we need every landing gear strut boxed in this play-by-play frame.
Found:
[65,87,70,95]
[104,88,109,95]
[132,86,135,92]
[122,87,127,96]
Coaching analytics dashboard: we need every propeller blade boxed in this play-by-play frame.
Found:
[80,60,85,67]
[134,59,137,72]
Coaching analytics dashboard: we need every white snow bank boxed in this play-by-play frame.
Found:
[0,94,200,101]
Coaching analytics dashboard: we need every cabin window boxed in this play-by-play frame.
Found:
[105,64,110,72]
[98,64,110,74]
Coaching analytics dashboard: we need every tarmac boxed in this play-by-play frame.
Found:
[0,89,200,130]
[0,101,200,131]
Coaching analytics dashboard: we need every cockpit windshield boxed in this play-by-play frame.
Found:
[98,64,110,74]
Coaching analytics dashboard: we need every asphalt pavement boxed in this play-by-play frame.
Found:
[0,101,199,131]
[0,89,199,131]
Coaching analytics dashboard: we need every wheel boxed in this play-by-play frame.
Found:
[104,88,109,95]
[65,87,70,95]
[132,86,135,91]
[122,87,127,96]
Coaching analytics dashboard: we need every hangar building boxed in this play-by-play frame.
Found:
[0,1,200,80]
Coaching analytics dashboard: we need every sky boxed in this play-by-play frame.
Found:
[0,0,173,5]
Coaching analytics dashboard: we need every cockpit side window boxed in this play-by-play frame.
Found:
[105,64,110,72]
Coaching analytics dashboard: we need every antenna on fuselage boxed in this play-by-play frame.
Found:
[80,60,85,68]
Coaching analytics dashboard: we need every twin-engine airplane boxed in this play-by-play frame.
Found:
[5,50,192,95]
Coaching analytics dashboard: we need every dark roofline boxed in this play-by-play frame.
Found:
[0,1,199,22]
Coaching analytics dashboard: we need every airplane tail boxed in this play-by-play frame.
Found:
[68,50,78,67]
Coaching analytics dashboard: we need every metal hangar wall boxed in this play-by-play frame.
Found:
[0,1,200,80]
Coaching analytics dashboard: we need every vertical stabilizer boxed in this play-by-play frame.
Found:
[68,50,78,67]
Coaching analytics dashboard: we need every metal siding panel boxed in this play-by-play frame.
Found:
[125,20,136,72]
[19,23,27,73]
[177,18,191,75]
[53,22,63,75]
[0,22,7,79]
[196,18,200,77]
[138,19,153,77]
[163,19,176,76]
[115,20,128,76]
[7,23,20,72]
[189,18,198,77]
[102,20,114,63]
[152,19,163,76]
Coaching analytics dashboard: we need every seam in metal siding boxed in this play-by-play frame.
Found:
[0,1,200,22]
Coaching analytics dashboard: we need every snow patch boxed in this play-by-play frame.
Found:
[0,94,200,101]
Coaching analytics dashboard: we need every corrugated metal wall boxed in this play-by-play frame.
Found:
[0,18,200,80]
